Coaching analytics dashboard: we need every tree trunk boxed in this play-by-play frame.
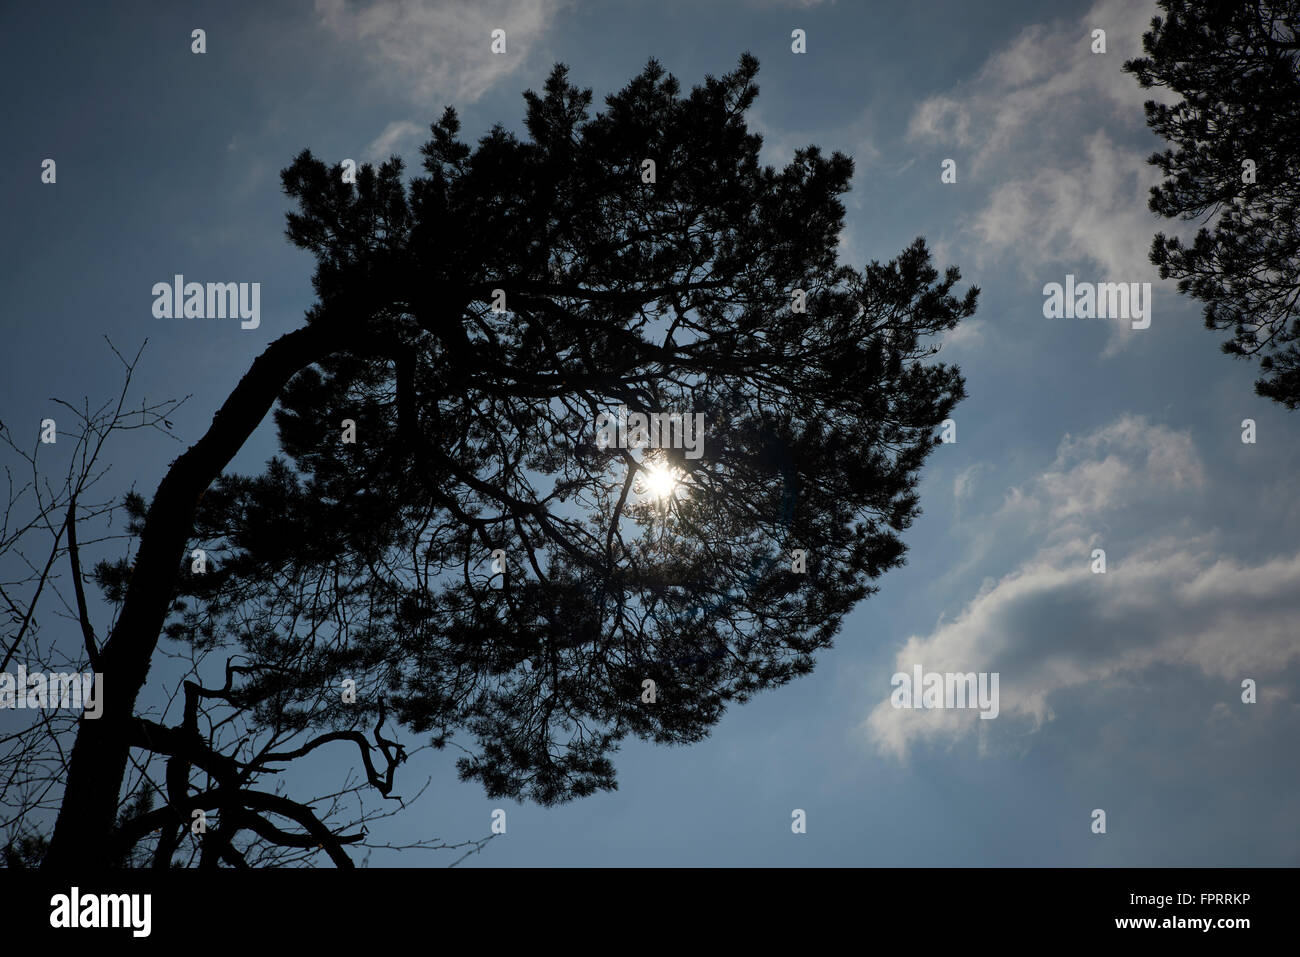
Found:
[42,322,339,867]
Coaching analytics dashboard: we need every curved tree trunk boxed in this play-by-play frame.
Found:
[42,322,338,868]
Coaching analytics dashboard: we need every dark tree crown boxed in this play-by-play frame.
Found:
[158,56,974,808]
[1125,0,1300,407]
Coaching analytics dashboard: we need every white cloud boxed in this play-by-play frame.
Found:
[314,0,569,103]
[907,95,971,149]
[865,415,1300,758]
[365,120,424,161]
[939,317,987,353]
[905,0,1187,353]
[969,131,1155,282]
[953,462,986,503]
[908,0,1162,173]
[1028,414,1204,524]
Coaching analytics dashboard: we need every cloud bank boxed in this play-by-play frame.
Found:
[867,415,1300,758]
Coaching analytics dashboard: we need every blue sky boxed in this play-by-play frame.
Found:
[3,0,1298,866]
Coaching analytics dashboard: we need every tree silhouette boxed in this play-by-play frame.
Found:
[1125,0,1300,407]
[32,55,974,867]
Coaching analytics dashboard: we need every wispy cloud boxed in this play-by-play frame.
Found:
[365,120,424,162]
[314,0,570,103]
[907,0,1162,174]
[905,0,1185,354]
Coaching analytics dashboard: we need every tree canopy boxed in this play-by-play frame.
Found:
[1125,0,1300,407]
[24,55,974,867]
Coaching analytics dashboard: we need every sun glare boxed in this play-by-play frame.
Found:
[640,461,681,501]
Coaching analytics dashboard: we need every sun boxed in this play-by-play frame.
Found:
[640,461,681,501]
